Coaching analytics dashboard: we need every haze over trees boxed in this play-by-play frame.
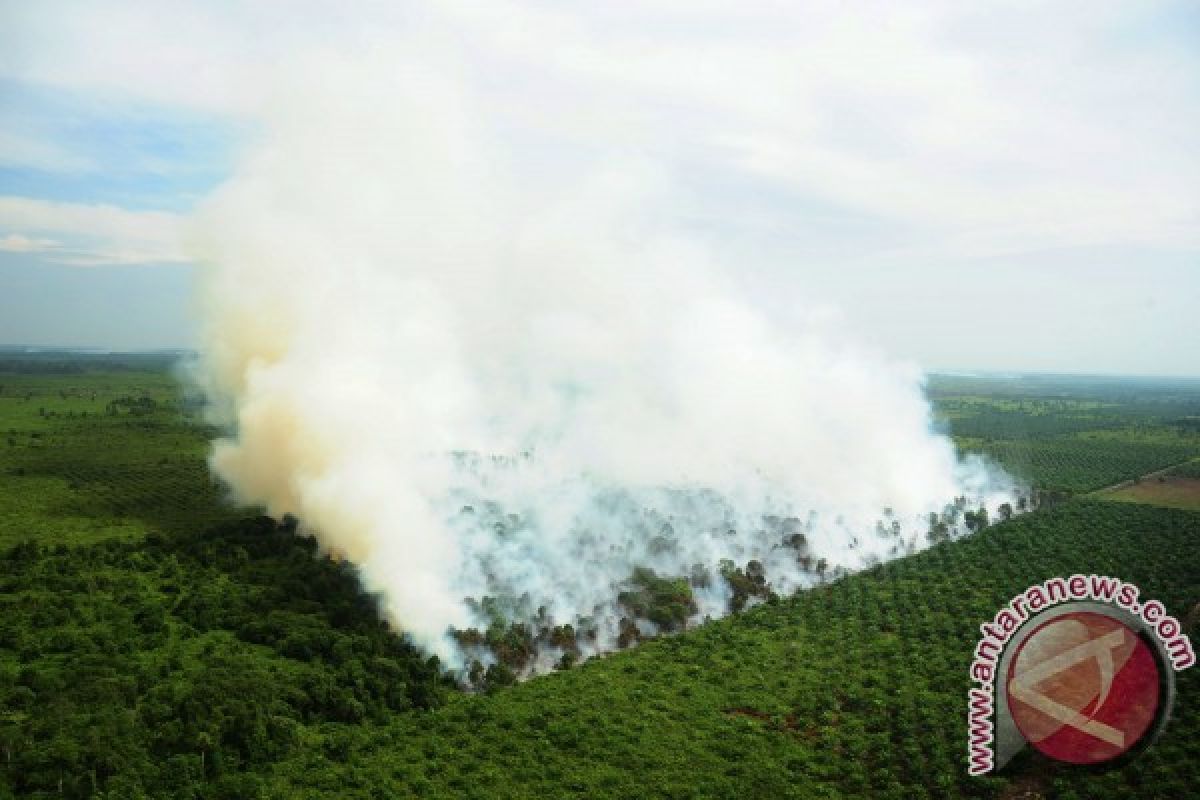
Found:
[1,359,1198,796]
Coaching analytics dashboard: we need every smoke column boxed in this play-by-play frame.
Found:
[192,50,1019,668]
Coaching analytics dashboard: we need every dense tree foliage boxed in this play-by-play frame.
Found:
[0,520,450,798]
[980,437,1197,494]
[1,362,1198,797]
[1167,460,1200,479]
[239,501,1198,799]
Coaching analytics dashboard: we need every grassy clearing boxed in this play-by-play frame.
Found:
[1101,477,1200,512]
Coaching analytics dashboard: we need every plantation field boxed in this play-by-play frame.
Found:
[929,374,1200,495]
[2,501,1196,797]
[979,437,1196,495]
[0,360,240,549]
[318,501,1199,800]
[1,358,1198,798]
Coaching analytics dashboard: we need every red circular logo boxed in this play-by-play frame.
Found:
[1006,611,1161,765]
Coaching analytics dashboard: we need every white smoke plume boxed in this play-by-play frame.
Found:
[191,47,1020,669]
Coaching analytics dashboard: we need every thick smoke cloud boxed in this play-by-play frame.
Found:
[192,51,1018,668]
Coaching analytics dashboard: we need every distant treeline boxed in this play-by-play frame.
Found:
[0,351,191,375]
[928,372,1200,407]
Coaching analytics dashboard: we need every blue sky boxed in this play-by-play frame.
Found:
[0,79,234,211]
[0,1,1197,373]
[0,76,224,346]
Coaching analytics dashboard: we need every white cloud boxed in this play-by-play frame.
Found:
[431,0,1199,254]
[5,1,1193,258]
[0,1,1195,278]
[0,233,59,253]
[0,196,187,265]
